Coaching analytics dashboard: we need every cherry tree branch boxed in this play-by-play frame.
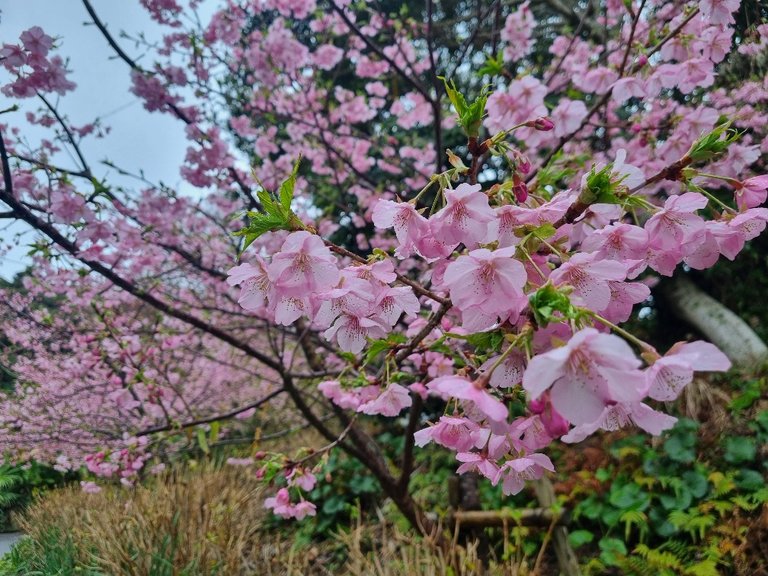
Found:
[325,0,434,104]
[81,0,260,209]
[135,387,285,436]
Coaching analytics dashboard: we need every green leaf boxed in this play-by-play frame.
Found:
[598,537,627,566]
[609,482,650,511]
[582,163,622,204]
[663,420,699,463]
[279,157,301,212]
[531,223,557,239]
[466,330,505,353]
[723,436,756,464]
[477,52,504,77]
[568,530,594,548]
[687,122,740,163]
[682,470,709,498]
[595,468,612,482]
[529,283,579,328]
[736,469,764,491]
[196,428,210,455]
[440,77,489,137]
[659,486,692,511]
[234,159,304,250]
[209,421,220,445]
[729,380,763,412]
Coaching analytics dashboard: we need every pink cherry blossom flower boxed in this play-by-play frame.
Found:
[646,341,731,401]
[735,175,768,210]
[286,469,317,491]
[494,454,554,495]
[455,451,500,482]
[291,501,317,520]
[272,294,313,326]
[50,188,89,223]
[227,259,272,312]
[707,220,745,260]
[529,393,570,437]
[313,44,344,70]
[324,311,388,353]
[574,66,619,95]
[551,99,588,138]
[581,223,649,269]
[699,0,739,25]
[486,205,523,247]
[314,276,375,329]
[645,192,708,250]
[549,252,629,312]
[80,481,101,494]
[317,380,381,410]
[373,286,420,326]
[523,328,646,426]
[611,77,646,104]
[682,227,722,270]
[372,200,431,259]
[429,183,496,247]
[602,280,651,323]
[414,415,480,452]
[264,488,293,518]
[561,401,678,443]
[500,1,535,62]
[443,246,528,331]
[429,375,508,422]
[20,26,54,57]
[268,231,340,297]
[351,260,397,284]
[358,384,412,416]
[480,349,526,388]
[728,208,768,240]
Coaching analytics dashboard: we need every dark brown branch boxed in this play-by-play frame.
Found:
[395,300,451,363]
[325,240,450,306]
[81,0,259,209]
[0,129,284,375]
[397,394,423,495]
[136,387,285,436]
[325,0,434,104]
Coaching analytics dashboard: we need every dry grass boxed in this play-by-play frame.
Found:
[17,464,266,575]
[15,464,532,576]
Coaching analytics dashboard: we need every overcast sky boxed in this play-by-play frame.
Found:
[1,1,198,279]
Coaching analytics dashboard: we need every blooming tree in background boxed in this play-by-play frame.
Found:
[0,0,767,535]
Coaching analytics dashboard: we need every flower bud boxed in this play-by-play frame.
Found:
[513,182,528,203]
[527,116,554,131]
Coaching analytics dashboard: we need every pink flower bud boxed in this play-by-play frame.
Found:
[528,116,554,131]
[513,183,529,203]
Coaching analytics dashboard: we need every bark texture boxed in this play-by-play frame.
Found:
[661,275,768,369]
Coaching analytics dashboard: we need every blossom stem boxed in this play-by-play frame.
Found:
[690,184,737,214]
[589,312,655,353]
[411,177,438,204]
[324,240,450,305]
[483,333,526,381]
[518,244,548,281]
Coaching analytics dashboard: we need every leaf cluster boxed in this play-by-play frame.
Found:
[234,159,303,251]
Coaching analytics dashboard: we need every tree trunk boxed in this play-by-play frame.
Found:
[533,477,581,576]
[661,275,768,369]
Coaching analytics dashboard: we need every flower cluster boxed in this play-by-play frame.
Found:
[227,231,419,353]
